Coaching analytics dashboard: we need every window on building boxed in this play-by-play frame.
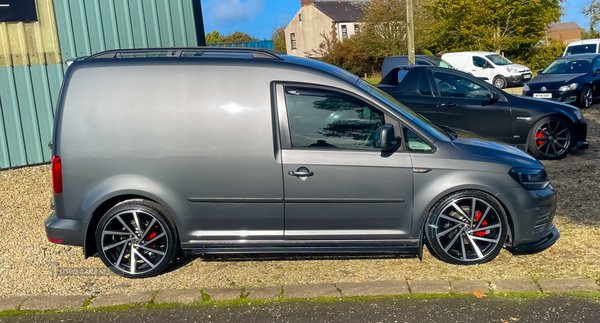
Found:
[354,24,360,34]
[299,14,302,21]
[290,33,297,50]
[341,25,348,39]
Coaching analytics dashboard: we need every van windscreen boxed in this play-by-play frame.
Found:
[566,44,597,55]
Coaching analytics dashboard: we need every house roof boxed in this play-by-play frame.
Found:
[314,1,368,23]
[548,22,581,32]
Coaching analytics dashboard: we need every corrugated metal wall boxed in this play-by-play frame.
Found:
[0,0,197,170]
[209,40,275,49]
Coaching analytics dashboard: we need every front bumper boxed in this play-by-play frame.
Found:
[45,211,86,247]
[496,185,558,252]
[523,90,579,104]
[507,73,532,86]
[508,226,560,254]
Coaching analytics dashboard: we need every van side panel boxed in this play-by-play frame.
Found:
[58,62,285,242]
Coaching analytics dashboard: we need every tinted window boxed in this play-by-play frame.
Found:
[285,88,385,150]
[566,44,597,55]
[473,56,487,68]
[433,72,491,99]
[418,74,432,96]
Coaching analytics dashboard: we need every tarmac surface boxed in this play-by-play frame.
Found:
[1,295,599,323]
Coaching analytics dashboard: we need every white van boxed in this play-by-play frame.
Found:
[564,39,600,56]
[441,52,531,89]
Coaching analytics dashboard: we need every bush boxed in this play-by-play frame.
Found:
[507,40,566,72]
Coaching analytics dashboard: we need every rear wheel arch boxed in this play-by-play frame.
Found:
[84,194,181,258]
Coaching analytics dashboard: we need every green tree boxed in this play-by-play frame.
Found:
[583,0,600,33]
[205,31,222,44]
[272,25,287,54]
[220,31,258,43]
[355,0,431,58]
[426,0,563,53]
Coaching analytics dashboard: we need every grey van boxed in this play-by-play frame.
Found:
[45,48,559,278]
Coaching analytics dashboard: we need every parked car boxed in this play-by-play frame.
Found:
[442,51,532,89]
[523,53,600,109]
[46,48,559,278]
[378,65,588,160]
[563,39,600,56]
[382,55,455,78]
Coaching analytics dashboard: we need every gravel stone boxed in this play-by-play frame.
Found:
[336,281,409,297]
[450,280,491,294]
[409,281,450,294]
[246,286,281,300]
[0,296,28,311]
[20,295,88,311]
[491,279,540,293]
[88,291,154,308]
[284,284,340,299]
[203,288,242,301]
[538,279,600,293]
[154,289,203,304]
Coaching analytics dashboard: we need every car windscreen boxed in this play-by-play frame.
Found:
[485,54,512,66]
[542,57,593,74]
[357,79,449,140]
[565,44,597,55]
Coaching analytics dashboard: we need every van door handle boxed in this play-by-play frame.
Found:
[288,171,314,177]
[441,102,457,108]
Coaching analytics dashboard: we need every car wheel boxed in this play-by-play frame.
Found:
[580,85,593,109]
[493,76,507,89]
[425,190,508,266]
[95,199,178,278]
[528,116,573,160]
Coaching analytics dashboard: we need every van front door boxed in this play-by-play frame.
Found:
[277,85,413,241]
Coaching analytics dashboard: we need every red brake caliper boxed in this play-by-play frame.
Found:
[473,210,487,237]
[146,227,158,249]
[536,131,544,146]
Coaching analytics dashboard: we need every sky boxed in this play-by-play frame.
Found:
[201,0,592,40]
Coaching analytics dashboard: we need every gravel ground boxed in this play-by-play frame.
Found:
[1,100,599,297]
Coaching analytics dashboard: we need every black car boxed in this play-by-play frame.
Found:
[378,65,589,159]
[523,53,600,109]
[382,55,454,78]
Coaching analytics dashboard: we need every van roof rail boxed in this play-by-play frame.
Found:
[88,47,283,60]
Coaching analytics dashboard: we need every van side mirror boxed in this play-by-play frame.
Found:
[379,124,400,151]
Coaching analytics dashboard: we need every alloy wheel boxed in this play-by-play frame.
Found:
[583,87,593,108]
[434,197,503,262]
[494,78,506,88]
[100,209,169,275]
[534,120,570,158]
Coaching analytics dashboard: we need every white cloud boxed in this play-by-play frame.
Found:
[207,0,265,25]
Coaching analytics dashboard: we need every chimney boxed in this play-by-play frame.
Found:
[301,0,315,7]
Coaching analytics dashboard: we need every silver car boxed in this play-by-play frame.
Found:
[45,48,559,278]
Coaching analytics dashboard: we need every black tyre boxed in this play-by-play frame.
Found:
[493,75,507,89]
[95,199,178,278]
[425,190,508,265]
[528,116,573,160]
[579,85,593,109]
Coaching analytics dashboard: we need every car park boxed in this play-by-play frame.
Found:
[442,51,532,89]
[523,53,600,109]
[563,39,600,56]
[382,55,455,78]
[378,65,588,160]
[46,47,559,278]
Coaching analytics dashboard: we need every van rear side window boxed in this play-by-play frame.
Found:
[566,44,597,55]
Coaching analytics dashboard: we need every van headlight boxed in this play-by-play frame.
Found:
[558,83,578,92]
[506,67,518,74]
[509,168,550,190]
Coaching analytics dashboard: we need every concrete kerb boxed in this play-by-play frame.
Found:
[0,279,598,314]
